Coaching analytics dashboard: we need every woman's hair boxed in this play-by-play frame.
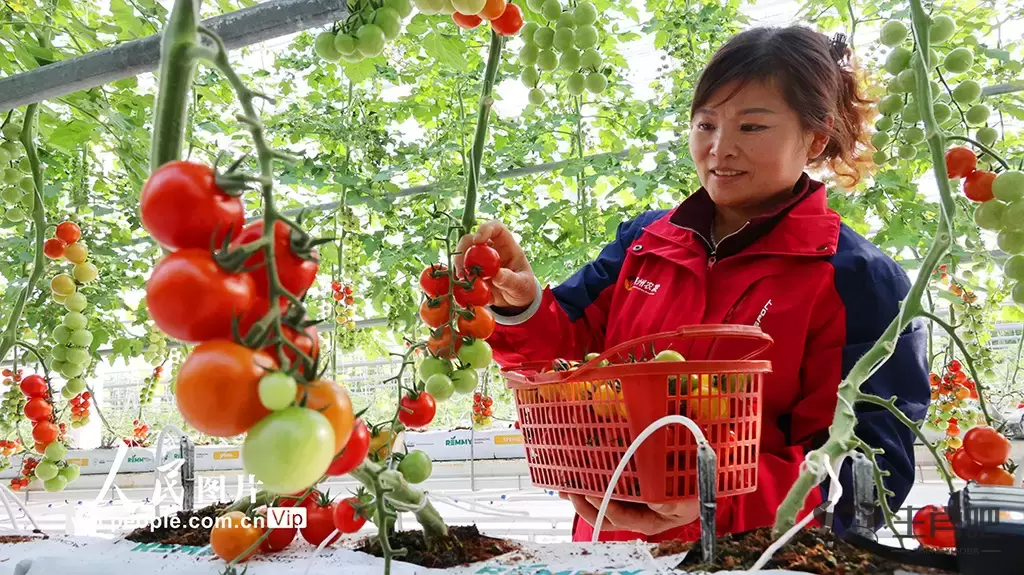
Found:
[690,26,874,187]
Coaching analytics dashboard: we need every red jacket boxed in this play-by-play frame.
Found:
[489,174,929,542]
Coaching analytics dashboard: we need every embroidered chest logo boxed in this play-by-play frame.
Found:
[753,299,773,327]
[623,276,661,296]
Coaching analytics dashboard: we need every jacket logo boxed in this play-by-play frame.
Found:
[753,299,772,327]
[624,276,660,296]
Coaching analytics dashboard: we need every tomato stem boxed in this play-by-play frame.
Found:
[919,310,993,426]
[461,30,505,235]
[772,0,957,537]
[149,0,199,172]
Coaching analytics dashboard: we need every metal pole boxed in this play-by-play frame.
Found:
[697,443,717,562]
[851,452,878,541]
[0,0,349,112]
[181,435,196,511]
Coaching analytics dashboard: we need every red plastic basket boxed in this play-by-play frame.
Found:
[502,324,772,504]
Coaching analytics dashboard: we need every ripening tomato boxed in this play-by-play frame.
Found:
[325,419,370,476]
[454,276,491,307]
[43,238,66,259]
[954,386,971,401]
[419,298,450,329]
[259,510,297,552]
[453,12,483,28]
[427,326,461,359]
[175,340,276,436]
[399,392,436,429]
[369,427,399,461]
[300,496,340,547]
[233,220,319,299]
[140,161,245,251]
[296,379,354,455]
[333,497,368,533]
[263,323,319,374]
[912,505,956,548]
[948,359,962,372]
[23,397,52,422]
[55,221,81,245]
[32,421,59,445]
[457,306,495,339]
[210,511,265,563]
[945,146,977,179]
[964,170,996,202]
[950,449,982,481]
[145,249,256,342]
[976,466,1016,486]
[946,423,961,436]
[463,244,501,279]
[963,425,1011,466]
[490,2,523,35]
[19,375,48,398]
[419,265,450,297]
[479,0,506,19]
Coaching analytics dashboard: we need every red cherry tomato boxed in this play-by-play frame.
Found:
[140,161,245,251]
[490,2,523,36]
[912,505,956,548]
[32,421,59,445]
[145,249,256,342]
[55,221,81,245]
[950,449,983,481]
[258,507,298,552]
[399,392,437,429]
[325,419,370,477]
[453,12,483,29]
[300,498,340,547]
[19,375,48,398]
[963,170,996,203]
[333,497,368,533]
[419,265,450,298]
[945,146,977,179]
[963,425,1011,467]
[948,359,961,372]
[454,276,491,307]
[419,298,451,329]
[463,244,501,280]
[232,220,319,300]
[977,466,1016,486]
[23,398,52,422]
[43,238,66,259]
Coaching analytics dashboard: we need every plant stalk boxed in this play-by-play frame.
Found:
[461,30,504,234]
[149,0,199,171]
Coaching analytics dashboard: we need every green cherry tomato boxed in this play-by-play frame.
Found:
[73,262,99,283]
[385,0,413,18]
[567,72,586,96]
[520,44,539,66]
[965,104,990,126]
[952,80,981,105]
[1001,202,1024,231]
[521,66,540,88]
[553,28,574,52]
[870,131,890,149]
[522,22,540,43]
[457,339,493,370]
[0,187,20,205]
[70,329,93,348]
[374,7,402,40]
[35,460,59,481]
[533,26,554,49]
[993,171,1024,203]
[574,25,598,49]
[66,347,91,366]
[59,463,80,483]
[929,14,956,44]
[259,372,298,411]
[50,359,66,375]
[943,47,973,74]
[559,48,581,71]
[901,102,921,125]
[903,127,925,145]
[974,200,1005,230]
[573,1,597,26]
[884,46,912,75]
[356,24,387,57]
[64,292,88,313]
[997,229,1024,255]
[45,442,67,461]
[43,475,68,493]
[537,49,558,71]
[878,94,902,116]
[1013,283,1024,306]
[451,0,486,14]
[555,12,575,29]
[580,48,602,70]
[541,0,562,21]
[334,33,358,56]
[585,72,607,94]
[451,368,479,394]
[61,361,84,379]
[879,20,908,47]
[398,450,433,483]
[424,373,455,401]
[654,349,686,362]
[898,144,917,160]
[65,377,87,395]
[50,345,68,362]
[63,312,88,330]
[1004,255,1024,281]
[314,31,342,61]
[932,102,953,124]
[419,356,452,380]
[242,407,335,494]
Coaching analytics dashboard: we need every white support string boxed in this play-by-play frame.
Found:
[591,415,709,543]
[746,452,848,572]
[0,483,42,533]
[302,528,341,575]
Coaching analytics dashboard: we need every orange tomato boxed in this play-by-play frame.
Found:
[210,511,265,563]
[296,379,354,455]
[175,340,276,437]
[592,382,627,420]
[954,386,971,401]
[427,326,460,359]
[419,298,450,329]
[976,466,1015,486]
[369,427,399,461]
[479,0,507,19]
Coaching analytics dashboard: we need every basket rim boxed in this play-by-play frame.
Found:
[503,360,772,386]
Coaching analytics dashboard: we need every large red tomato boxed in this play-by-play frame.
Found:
[945,147,977,179]
[175,340,276,437]
[912,505,956,548]
[325,419,370,476]
[300,497,340,547]
[963,425,1011,467]
[145,249,256,342]
[964,170,996,202]
[141,161,245,251]
[233,221,319,299]
[950,449,982,481]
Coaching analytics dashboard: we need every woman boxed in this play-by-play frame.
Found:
[456,26,930,542]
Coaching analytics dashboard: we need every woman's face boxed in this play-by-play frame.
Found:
[689,80,830,213]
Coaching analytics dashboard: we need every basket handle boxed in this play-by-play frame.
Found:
[570,324,773,382]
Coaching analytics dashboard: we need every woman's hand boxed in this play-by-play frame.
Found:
[560,493,700,536]
[455,220,537,310]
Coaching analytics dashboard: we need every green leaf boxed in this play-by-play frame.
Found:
[343,59,377,84]
[984,49,1011,62]
[422,31,467,70]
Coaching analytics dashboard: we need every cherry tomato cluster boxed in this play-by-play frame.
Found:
[142,331,169,364]
[948,424,1016,486]
[123,419,152,447]
[517,0,608,104]
[9,456,38,492]
[69,391,91,428]
[449,0,524,36]
[472,392,493,427]
[912,504,956,549]
[332,281,358,331]
[314,0,413,64]
[928,359,982,453]
[1,369,27,430]
[0,438,20,456]
[0,117,33,224]
[46,221,100,386]
[140,365,163,406]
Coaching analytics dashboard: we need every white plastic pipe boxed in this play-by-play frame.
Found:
[591,415,709,542]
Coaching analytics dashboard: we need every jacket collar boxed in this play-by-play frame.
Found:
[647,173,840,258]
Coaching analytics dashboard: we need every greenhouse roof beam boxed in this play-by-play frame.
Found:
[0,0,348,112]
